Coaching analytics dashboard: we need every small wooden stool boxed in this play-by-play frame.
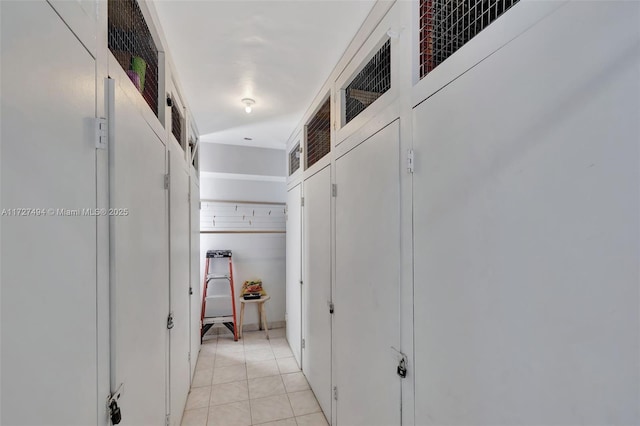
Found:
[238,295,271,339]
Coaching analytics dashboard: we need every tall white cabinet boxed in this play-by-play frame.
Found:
[333,121,402,426]
[1,2,99,424]
[168,140,192,425]
[412,2,640,424]
[0,1,202,425]
[108,69,170,426]
[301,166,332,417]
[286,184,303,366]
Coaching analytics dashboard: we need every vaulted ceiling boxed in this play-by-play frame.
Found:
[154,0,376,151]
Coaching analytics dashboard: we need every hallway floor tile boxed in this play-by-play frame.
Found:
[181,328,328,426]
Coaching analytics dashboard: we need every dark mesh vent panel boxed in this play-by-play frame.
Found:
[171,103,183,146]
[306,98,331,169]
[420,0,519,78]
[344,40,391,124]
[289,142,301,176]
[108,0,159,116]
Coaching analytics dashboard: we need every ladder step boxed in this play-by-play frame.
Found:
[203,316,235,325]
[206,249,232,258]
[205,295,231,301]
[207,274,230,280]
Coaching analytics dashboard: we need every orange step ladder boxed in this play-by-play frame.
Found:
[201,250,238,341]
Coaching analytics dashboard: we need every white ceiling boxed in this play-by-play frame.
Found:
[154,0,377,151]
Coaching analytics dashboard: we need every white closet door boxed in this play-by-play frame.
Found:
[189,173,201,379]
[334,121,401,426]
[110,71,169,426]
[412,2,640,424]
[169,145,191,425]
[286,184,302,365]
[302,166,332,418]
[1,2,97,424]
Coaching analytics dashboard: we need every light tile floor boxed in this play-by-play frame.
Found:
[181,328,329,426]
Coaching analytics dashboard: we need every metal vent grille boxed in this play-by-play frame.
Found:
[344,39,391,125]
[420,0,519,78]
[108,0,159,117]
[305,97,331,169]
[171,103,183,146]
[289,142,301,176]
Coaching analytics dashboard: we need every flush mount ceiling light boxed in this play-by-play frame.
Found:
[242,98,255,114]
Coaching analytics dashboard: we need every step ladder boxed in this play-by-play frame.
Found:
[201,250,238,341]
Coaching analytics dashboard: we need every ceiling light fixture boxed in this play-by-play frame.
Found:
[242,98,255,114]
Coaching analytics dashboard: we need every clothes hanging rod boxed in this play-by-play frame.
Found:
[201,199,286,206]
[200,230,285,234]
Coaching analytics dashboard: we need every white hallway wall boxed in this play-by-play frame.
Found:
[199,143,287,330]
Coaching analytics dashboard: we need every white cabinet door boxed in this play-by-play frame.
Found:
[109,71,169,426]
[286,184,302,365]
[1,2,97,424]
[169,145,191,425]
[189,173,201,379]
[334,121,401,426]
[412,2,640,424]
[302,166,332,418]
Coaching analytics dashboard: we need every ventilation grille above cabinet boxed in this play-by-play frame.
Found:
[420,0,520,78]
[108,0,159,117]
[189,137,199,170]
[171,103,183,147]
[289,142,301,176]
[344,39,391,125]
[305,97,331,169]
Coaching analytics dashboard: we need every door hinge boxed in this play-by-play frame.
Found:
[165,414,170,426]
[199,201,202,210]
[189,286,193,295]
[329,302,334,314]
[300,280,303,286]
[332,184,337,197]
[167,312,174,330]
[300,197,304,207]
[95,117,108,149]
[108,383,124,425]
[333,386,338,400]
[188,352,191,362]
[164,174,170,190]
[407,149,414,174]
[301,338,305,349]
